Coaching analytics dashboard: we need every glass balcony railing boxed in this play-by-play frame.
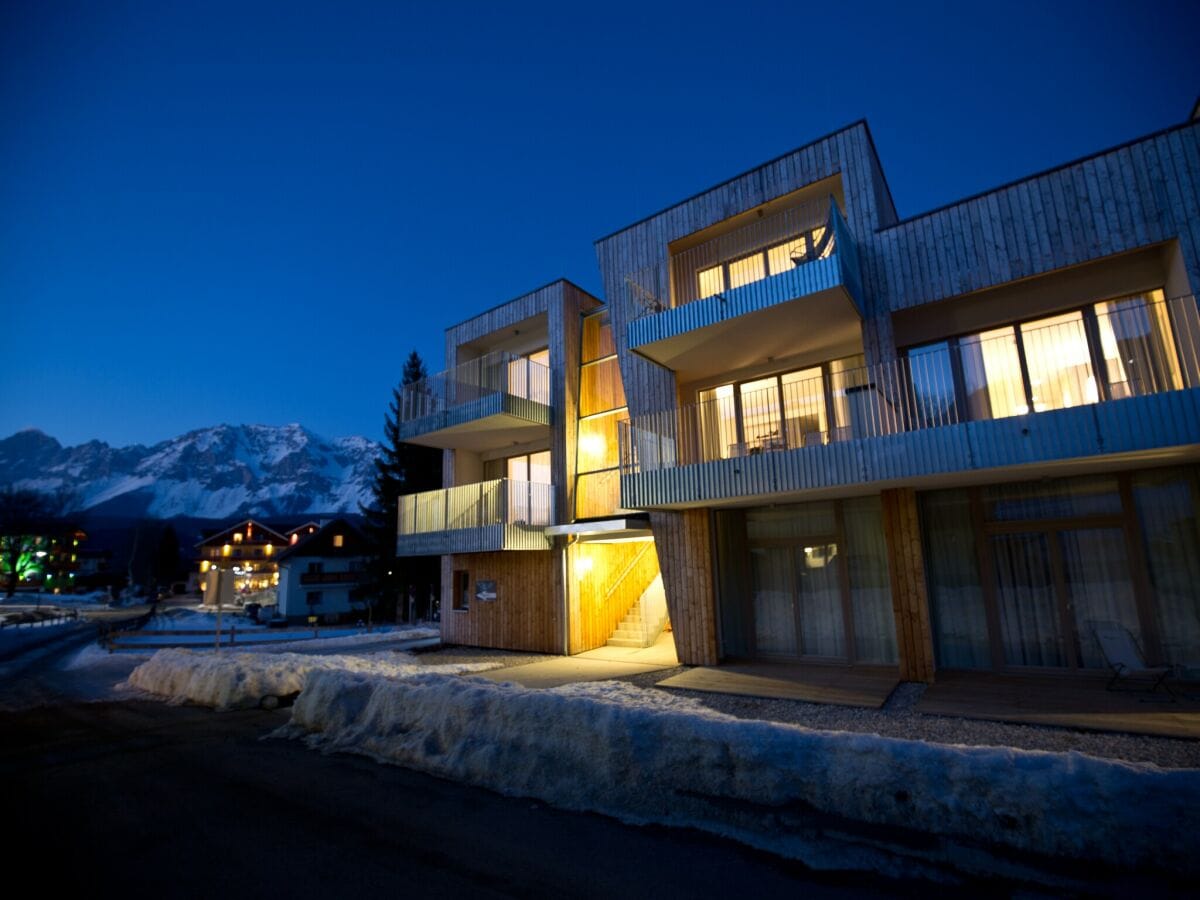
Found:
[397,478,555,535]
[622,195,861,318]
[397,350,551,426]
[619,294,1200,475]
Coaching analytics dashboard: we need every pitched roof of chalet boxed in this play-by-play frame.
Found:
[275,518,368,562]
[286,521,321,538]
[193,518,289,549]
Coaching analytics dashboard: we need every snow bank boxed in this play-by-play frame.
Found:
[252,627,439,652]
[283,672,1200,880]
[124,648,495,710]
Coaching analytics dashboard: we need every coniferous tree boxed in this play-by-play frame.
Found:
[361,350,443,620]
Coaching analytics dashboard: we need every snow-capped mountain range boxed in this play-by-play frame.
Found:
[0,424,381,520]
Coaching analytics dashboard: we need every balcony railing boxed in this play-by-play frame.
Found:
[622,196,860,317]
[398,350,551,425]
[619,294,1200,475]
[397,478,555,535]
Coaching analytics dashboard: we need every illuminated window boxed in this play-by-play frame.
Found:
[767,238,808,276]
[728,253,765,290]
[697,265,724,299]
[233,532,243,543]
[221,544,232,557]
[264,544,273,556]
[290,534,298,545]
[908,289,1182,423]
[333,534,344,548]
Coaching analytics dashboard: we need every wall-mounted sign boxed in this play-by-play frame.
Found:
[475,580,497,602]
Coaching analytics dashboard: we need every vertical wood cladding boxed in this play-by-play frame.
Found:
[567,540,660,654]
[440,550,563,653]
[881,488,935,683]
[650,508,718,665]
[596,118,1200,673]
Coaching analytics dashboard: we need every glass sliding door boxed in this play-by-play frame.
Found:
[797,543,846,658]
[739,377,783,452]
[697,384,738,460]
[1060,528,1140,669]
[960,327,1026,419]
[750,546,798,657]
[781,367,827,447]
[992,531,1065,667]
[1020,311,1096,411]
[1096,290,1183,398]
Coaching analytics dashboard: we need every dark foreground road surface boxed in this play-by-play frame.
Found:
[1,700,945,899]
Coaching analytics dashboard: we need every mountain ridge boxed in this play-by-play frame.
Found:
[0,424,381,520]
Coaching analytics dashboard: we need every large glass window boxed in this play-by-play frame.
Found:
[908,289,1185,424]
[959,326,1026,419]
[697,353,863,461]
[781,367,827,447]
[1020,310,1096,411]
[922,468,1196,673]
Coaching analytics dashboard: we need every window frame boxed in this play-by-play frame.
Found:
[903,289,1180,424]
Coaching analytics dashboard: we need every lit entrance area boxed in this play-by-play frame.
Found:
[714,497,898,665]
[923,466,1200,673]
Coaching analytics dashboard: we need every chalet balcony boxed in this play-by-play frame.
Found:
[395,478,554,556]
[299,569,364,586]
[624,199,865,382]
[397,350,552,451]
[618,294,1200,509]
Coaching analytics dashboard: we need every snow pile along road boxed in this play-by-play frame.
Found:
[124,648,496,710]
[282,672,1200,882]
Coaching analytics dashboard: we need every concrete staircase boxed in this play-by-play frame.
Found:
[606,574,668,648]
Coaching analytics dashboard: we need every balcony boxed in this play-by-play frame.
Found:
[618,295,1200,509]
[397,350,552,451]
[624,199,865,382]
[299,569,363,586]
[395,478,554,556]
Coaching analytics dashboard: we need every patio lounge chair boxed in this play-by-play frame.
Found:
[1090,621,1176,694]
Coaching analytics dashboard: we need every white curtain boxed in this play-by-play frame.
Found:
[922,490,990,669]
[843,496,897,664]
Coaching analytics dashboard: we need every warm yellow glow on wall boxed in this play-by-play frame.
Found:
[201,560,210,573]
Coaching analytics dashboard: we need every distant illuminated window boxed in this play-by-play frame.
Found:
[290,534,298,545]
[333,534,344,548]
[233,532,243,543]
[221,544,232,557]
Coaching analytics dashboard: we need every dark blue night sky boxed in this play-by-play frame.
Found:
[2,1,1198,447]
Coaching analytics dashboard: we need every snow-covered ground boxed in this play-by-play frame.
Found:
[119,610,436,649]
[124,647,495,710]
[270,671,1199,882]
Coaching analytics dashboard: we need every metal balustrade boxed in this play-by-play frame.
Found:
[397,350,552,425]
[397,478,555,535]
[619,294,1200,475]
[622,196,858,317]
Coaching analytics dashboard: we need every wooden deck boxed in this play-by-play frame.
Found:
[916,670,1200,739]
[656,661,900,709]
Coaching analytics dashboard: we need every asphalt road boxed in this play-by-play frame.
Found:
[1,698,940,899]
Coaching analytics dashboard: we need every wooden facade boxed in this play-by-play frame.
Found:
[881,488,934,683]
[596,114,1200,679]
[440,550,563,654]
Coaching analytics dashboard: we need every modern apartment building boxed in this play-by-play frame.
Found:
[601,107,1200,680]
[394,281,664,654]
[403,106,1200,683]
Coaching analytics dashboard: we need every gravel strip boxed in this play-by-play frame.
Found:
[407,646,1200,769]
[618,667,1200,769]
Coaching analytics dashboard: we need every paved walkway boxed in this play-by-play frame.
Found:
[479,632,678,688]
